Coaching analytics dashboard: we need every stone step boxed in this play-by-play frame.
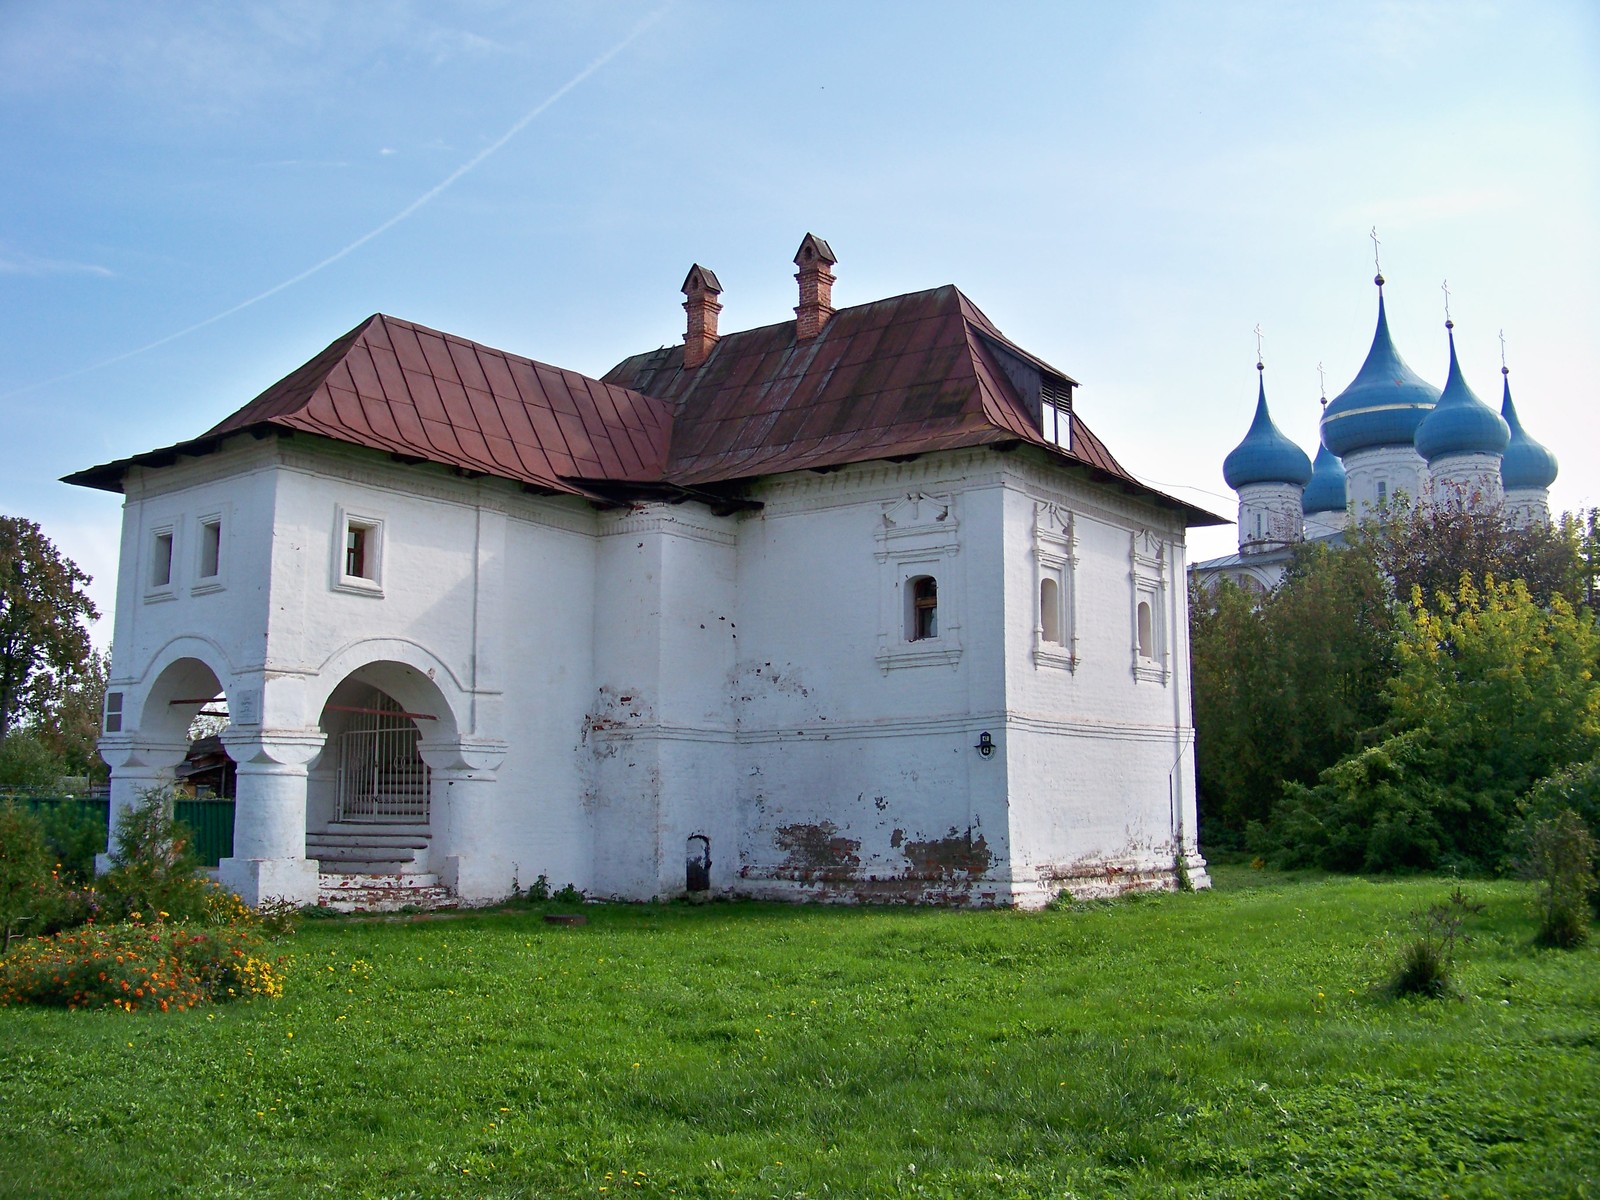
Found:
[311,857,420,875]
[319,871,440,890]
[308,842,423,860]
[315,885,456,914]
[308,831,429,848]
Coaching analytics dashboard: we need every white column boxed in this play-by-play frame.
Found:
[420,738,508,903]
[96,737,190,873]
[218,728,326,906]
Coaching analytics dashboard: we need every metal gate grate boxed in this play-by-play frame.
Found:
[334,692,430,823]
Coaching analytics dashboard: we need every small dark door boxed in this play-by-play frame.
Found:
[685,835,711,892]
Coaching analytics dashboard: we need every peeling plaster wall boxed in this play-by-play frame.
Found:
[726,461,1012,904]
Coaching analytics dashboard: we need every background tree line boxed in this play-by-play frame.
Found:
[1191,505,1600,873]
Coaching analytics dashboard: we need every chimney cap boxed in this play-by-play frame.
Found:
[681,263,723,295]
[793,233,837,268]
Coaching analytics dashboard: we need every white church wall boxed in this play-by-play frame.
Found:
[999,464,1202,905]
[725,457,1012,903]
[587,503,741,899]
[1341,444,1428,516]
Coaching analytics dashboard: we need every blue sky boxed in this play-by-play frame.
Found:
[4,1,1596,641]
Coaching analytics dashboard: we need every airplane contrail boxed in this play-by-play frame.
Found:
[2,6,670,402]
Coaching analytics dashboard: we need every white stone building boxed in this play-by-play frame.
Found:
[69,236,1219,909]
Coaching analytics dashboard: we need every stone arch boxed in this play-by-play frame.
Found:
[124,637,237,744]
[306,638,468,744]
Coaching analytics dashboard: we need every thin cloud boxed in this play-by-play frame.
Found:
[0,246,114,278]
[2,4,671,402]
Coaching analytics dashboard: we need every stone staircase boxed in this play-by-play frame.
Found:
[307,824,456,913]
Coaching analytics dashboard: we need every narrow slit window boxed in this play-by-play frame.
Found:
[198,519,221,578]
[1137,601,1154,659]
[1377,480,1388,507]
[909,575,938,641]
[151,531,174,588]
[104,691,124,734]
[1040,577,1061,643]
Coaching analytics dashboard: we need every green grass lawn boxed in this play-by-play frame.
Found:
[2,870,1596,1199]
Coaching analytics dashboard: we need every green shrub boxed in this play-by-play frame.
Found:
[1517,808,1597,948]
[1264,731,1459,872]
[0,918,282,1011]
[0,801,56,952]
[1520,758,1600,916]
[99,788,213,923]
[1386,886,1484,999]
[36,801,106,885]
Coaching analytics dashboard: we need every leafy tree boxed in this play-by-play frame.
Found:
[1359,502,1584,610]
[26,647,109,781]
[1190,542,1393,843]
[0,518,97,752]
[1261,576,1600,871]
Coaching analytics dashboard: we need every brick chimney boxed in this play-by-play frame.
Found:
[681,264,723,369]
[793,233,837,341]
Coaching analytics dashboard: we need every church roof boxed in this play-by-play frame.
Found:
[1320,289,1439,457]
[64,315,674,499]
[1414,325,1510,463]
[65,284,1221,525]
[1221,375,1312,489]
[1301,440,1348,515]
[1499,373,1558,489]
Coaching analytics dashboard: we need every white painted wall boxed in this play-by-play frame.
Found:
[100,434,1208,908]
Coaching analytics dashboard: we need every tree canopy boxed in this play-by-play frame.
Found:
[0,518,98,753]
[1191,506,1598,871]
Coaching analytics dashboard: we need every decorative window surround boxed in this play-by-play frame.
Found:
[1033,501,1078,670]
[333,506,385,597]
[1130,530,1169,684]
[875,492,962,672]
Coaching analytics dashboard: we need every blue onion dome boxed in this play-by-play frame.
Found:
[1321,287,1440,456]
[1499,371,1558,489]
[1414,323,1510,463]
[1223,373,1313,489]
[1302,439,1348,514]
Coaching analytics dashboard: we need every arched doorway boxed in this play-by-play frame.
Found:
[327,686,431,823]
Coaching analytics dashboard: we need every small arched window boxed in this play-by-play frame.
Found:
[1137,601,1154,659]
[909,575,938,641]
[1040,577,1061,644]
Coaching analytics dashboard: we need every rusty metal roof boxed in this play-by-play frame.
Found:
[65,287,1221,526]
[65,315,674,496]
[605,284,1157,494]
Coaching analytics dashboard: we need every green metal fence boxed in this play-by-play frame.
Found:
[8,795,235,868]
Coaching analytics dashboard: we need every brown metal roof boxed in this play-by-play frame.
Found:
[604,284,1151,492]
[65,315,674,496]
[64,287,1222,526]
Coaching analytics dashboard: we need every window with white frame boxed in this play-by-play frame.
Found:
[1129,530,1168,684]
[146,525,177,600]
[104,691,124,734]
[192,511,226,594]
[333,508,384,595]
[1033,502,1077,669]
